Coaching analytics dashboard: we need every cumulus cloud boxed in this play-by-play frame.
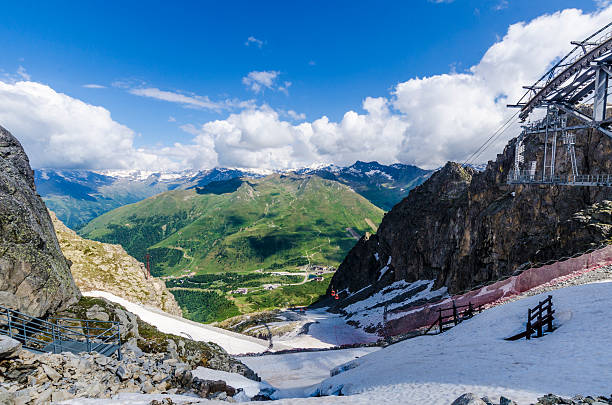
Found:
[245,36,264,48]
[181,6,612,170]
[387,6,612,167]
[0,81,173,170]
[1,6,611,171]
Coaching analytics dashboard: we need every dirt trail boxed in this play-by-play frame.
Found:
[364,218,378,232]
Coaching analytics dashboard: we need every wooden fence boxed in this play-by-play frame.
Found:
[423,301,483,335]
[506,295,555,341]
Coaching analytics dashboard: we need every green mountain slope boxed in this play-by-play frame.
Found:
[80,174,384,277]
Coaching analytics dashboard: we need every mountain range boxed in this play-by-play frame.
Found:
[79,173,384,277]
[35,161,432,229]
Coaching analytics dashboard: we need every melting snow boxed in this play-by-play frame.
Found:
[344,280,447,329]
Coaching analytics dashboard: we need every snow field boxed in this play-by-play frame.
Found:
[83,291,274,355]
[302,282,612,404]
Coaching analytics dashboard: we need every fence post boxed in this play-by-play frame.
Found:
[537,302,543,337]
[51,324,57,354]
[467,302,474,318]
[526,308,532,340]
[22,320,27,347]
[116,323,122,361]
[438,309,443,334]
[7,310,13,339]
[452,301,458,325]
[547,296,553,332]
[86,320,90,352]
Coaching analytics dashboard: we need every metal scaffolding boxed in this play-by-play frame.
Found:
[507,22,612,186]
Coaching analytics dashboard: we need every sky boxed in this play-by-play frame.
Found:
[0,0,609,171]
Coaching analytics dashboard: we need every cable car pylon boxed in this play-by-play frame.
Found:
[506,22,612,187]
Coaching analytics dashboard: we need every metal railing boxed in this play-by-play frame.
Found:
[0,306,121,359]
[508,170,612,186]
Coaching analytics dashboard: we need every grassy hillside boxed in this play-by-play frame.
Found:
[80,174,384,277]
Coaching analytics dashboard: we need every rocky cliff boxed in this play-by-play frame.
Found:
[330,121,612,304]
[0,126,80,317]
[49,211,182,316]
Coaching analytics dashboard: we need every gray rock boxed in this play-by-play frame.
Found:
[116,365,132,381]
[41,364,61,382]
[0,125,80,318]
[141,380,154,394]
[0,336,21,359]
[86,305,110,322]
[481,396,494,405]
[451,393,488,405]
[500,396,518,405]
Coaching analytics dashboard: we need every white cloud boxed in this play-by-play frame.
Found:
[1,6,611,172]
[177,6,612,170]
[168,116,176,122]
[278,81,292,95]
[389,6,612,167]
[16,66,30,81]
[493,0,509,11]
[287,110,306,121]
[245,36,264,48]
[0,81,173,170]
[82,84,106,89]
[242,71,280,93]
[128,87,253,111]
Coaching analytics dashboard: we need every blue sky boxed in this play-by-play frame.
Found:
[0,1,607,170]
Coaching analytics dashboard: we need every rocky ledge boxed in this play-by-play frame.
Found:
[0,336,241,404]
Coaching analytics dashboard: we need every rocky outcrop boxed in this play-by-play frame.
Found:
[331,122,612,303]
[54,296,258,381]
[0,345,240,403]
[0,125,80,317]
[49,211,182,316]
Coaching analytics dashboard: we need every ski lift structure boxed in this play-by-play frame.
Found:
[507,21,612,186]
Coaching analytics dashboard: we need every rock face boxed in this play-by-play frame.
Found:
[49,211,182,316]
[331,123,612,302]
[0,125,80,317]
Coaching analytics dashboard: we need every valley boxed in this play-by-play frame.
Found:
[75,173,383,322]
[4,5,612,404]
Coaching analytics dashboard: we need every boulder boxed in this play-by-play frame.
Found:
[0,125,80,317]
[0,336,21,359]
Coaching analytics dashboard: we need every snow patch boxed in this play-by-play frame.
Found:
[344,280,448,329]
[83,291,275,354]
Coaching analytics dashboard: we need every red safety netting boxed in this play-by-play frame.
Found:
[386,244,612,336]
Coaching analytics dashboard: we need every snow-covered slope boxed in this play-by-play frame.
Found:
[298,282,612,404]
[83,291,289,355]
[239,347,379,392]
